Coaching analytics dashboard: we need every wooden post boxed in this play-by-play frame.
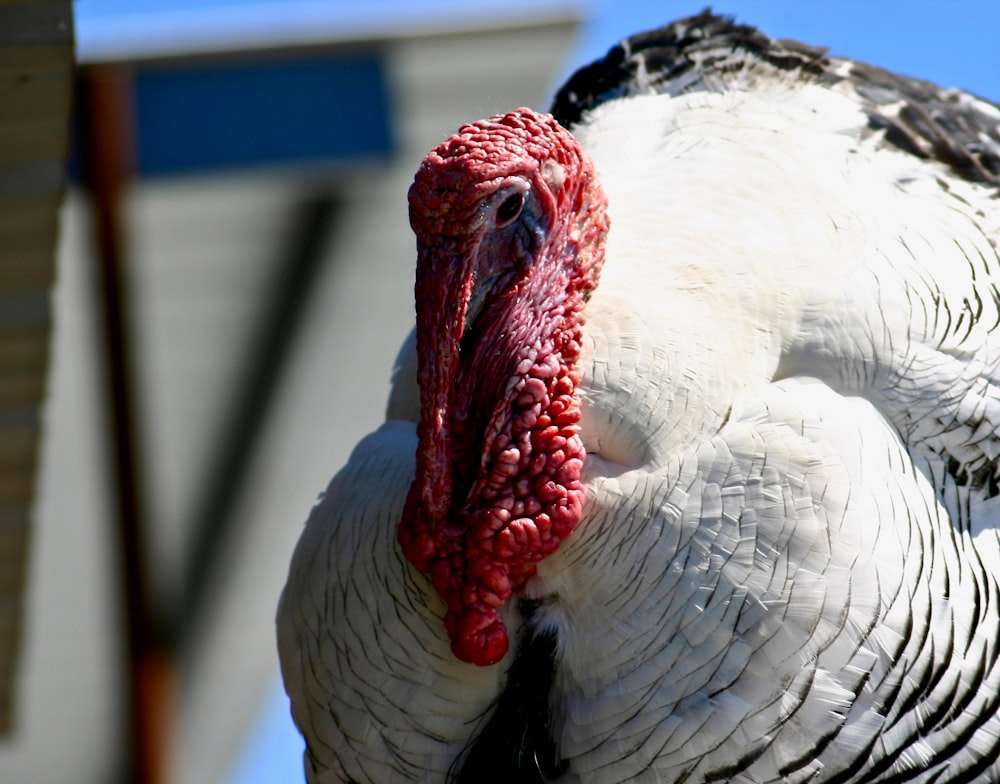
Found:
[76,63,175,784]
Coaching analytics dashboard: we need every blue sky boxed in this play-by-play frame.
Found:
[72,2,1000,782]
[227,3,999,781]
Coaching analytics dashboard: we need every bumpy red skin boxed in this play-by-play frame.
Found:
[399,109,608,665]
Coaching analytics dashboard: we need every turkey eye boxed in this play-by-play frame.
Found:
[495,193,524,227]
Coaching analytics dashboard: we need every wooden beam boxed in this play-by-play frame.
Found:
[76,62,175,784]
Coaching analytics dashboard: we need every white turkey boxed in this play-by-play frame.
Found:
[277,10,1000,783]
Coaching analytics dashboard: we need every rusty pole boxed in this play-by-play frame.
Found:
[76,63,175,784]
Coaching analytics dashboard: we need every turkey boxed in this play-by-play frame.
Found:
[277,10,1000,783]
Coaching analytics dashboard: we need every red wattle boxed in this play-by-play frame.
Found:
[447,609,510,665]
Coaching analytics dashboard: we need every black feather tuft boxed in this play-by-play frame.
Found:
[450,601,567,783]
[550,8,1000,188]
[551,9,829,129]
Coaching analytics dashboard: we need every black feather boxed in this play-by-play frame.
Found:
[550,9,1000,188]
[450,602,566,783]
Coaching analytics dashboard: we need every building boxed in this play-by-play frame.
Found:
[0,3,580,782]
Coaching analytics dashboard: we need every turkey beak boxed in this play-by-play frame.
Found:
[465,271,502,334]
[464,198,545,334]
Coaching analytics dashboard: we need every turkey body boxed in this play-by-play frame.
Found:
[278,12,1000,783]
